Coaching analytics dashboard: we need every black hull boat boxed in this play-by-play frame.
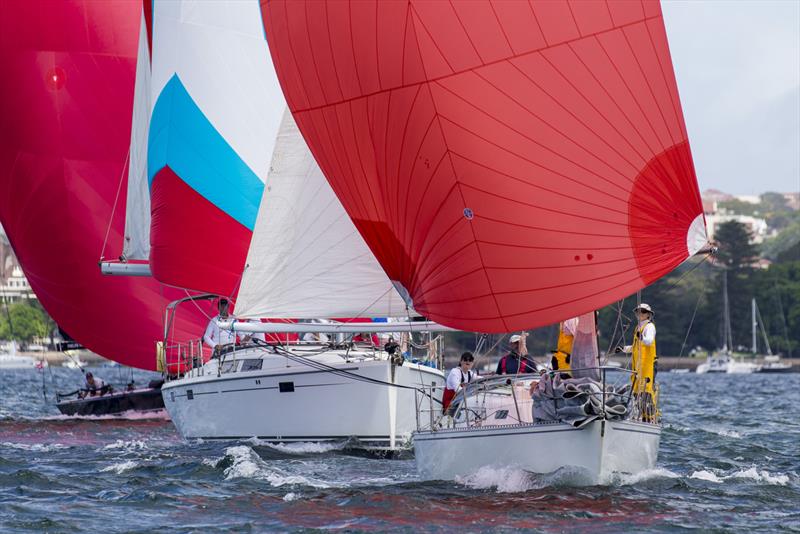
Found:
[56,380,166,416]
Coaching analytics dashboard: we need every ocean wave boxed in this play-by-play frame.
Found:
[222,446,334,488]
[8,410,170,422]
[456,466,538,493]
[613,467,681,486]
[1,442,71,452]
[100,460,139,474]
[690,467,791,486]
[703,427,742,439]
[101,439,148,452]
[248,439,347,455]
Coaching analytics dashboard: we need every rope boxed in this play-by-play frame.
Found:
[99,149,130,261]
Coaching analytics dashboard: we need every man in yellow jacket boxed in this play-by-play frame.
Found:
[617,303,657,421]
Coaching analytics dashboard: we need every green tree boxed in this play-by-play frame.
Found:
[713,221,758,351]
[3,301,49,345]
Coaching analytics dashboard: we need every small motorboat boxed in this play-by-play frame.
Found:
[56,379,166,416]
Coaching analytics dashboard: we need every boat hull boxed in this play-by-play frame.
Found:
[56,388,165,416]
[162,359,444,451]
[414,419,660,482]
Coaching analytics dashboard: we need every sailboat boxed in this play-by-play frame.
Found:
[696,270,760,374]
[105,1,445,450]
[262,0,708,479]
[0,0,208,415]
[751,299,792,373]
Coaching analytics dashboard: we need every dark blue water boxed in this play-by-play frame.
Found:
[1,367,798,532]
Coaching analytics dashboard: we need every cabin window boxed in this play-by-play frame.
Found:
[220,360,236,374]
[494,410,509,420]
[240,359,263,372]
[279,382,295,393]
[187,389,194,400]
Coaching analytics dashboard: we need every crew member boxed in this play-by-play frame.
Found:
[617,303,657,421]
[442,352,480,412]
[551,316,579,376]
[496,334,538,374]
[84,372,108,397]
[203,298,236,356]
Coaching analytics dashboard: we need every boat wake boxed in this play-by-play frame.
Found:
[690,467,791,486]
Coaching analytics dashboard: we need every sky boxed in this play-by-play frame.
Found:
[663,0,800,195]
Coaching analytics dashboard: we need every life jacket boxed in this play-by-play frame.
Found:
[631,320,657,394]
[442,369,474,412]
[500,353,530,374]
[552,322,574,371]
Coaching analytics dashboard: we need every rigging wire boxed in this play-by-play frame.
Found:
[678,289,705,357]
[99,148,130,262]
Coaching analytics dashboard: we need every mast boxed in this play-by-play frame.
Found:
[722,269,733,354]
[752,298,757,354]
[755,300,773,356]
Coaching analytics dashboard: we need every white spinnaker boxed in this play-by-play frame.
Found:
[236,112,408,319]
[150,0,284,183]
[122,10,152,261]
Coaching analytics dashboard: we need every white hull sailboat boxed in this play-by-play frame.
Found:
[415,418,659,482]
[162,342,444,450]
[696,272,760,374]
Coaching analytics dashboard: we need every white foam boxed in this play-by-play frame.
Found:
[456,466,536,493]
[690,467,790,486]
[265,441,345,454]
[102,439,148,451]
[705,427,742,439]
[283,492,300,501]
[101,460,139,474]
[222,446,333,488]
[690,470,722,483]
[1,442,70,452]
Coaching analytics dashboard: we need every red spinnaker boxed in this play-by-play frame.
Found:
[0,0,207,370]
[262,0,706,332]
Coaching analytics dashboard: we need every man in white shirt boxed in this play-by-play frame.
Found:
[203,298,236,355]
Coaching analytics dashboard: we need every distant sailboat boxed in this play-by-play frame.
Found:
[696,270,760,374]
[751,298,792,373]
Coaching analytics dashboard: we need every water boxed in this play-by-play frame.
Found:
[1,368,798,532]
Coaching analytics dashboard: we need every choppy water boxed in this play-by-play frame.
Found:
[1,367,798,532]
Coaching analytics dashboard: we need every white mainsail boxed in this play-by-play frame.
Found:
[121,9,152,262]
[235,111,409,319]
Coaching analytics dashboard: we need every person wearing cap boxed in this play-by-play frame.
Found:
[616,303,657,420]
[203,298,237,356]
[551,316,579,377]
[442,352,480,413]
[496,334,538,375]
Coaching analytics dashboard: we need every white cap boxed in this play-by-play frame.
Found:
[633,303,653,314]
[509,334,522,343]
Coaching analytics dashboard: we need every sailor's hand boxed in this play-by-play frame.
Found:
[614,346,623,353]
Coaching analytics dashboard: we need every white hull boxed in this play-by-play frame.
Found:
[696,355,760,374]
[162,347,444,450]
[414,419,660,482]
